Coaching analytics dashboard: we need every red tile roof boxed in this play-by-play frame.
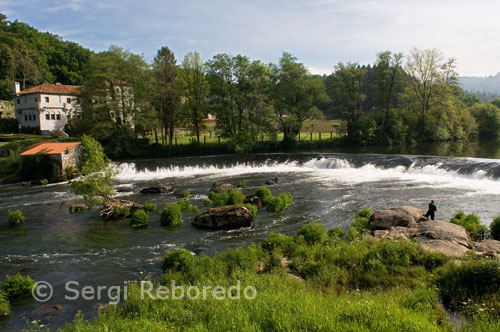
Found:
[18,83,81,96]
[20,142,81,156]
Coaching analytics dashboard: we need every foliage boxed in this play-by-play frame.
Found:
[490,215,500,240]
[19,153,61,181]
[254,186,272,199]
[143,203,157,213]
[112,205,130,218]
[130,210,149,229]
[7,209,24,226]
[263,193,293,212]
[160,204,182,227]
[180,189,190,198]
[261,232,296,253]
[1,273,36,300]
[79,135,110,176]
[328,227,346,239]
[0,291,9,317]
[40,178,48,185]
[470,103,500,138]
[208,188,245,207]
[348,207,374,239]
[450,211,488,241]
[0,118,17,133]
[243,203,257,218]
[162,249,194,272]
[297,222,328,245]
[237,181,246,188]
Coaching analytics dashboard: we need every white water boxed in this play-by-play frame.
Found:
[115,158,500,195]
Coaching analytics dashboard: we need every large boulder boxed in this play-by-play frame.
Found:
[32,304,63,320]
[139,186,174,194]
[244,195,264,209]
[265,177,286,185]
[473,240,500,256]
[210,183,233,193]
[192,205,253,229]
[371,206,424,229]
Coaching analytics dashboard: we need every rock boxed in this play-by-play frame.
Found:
[473,240,500,256]
[210,183,233,193]
[139,186,174,194]
[244,195,264,209]
[192,205,253,229]
[265,177,285,185]
[371,206,424,229]
[69,204,90,213]
[32,304,63,320]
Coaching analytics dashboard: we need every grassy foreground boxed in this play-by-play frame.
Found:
[38,219,500,332]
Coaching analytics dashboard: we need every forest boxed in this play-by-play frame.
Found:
[2,13,500,155]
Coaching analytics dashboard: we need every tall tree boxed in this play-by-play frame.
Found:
[328,62,367,136]
[270,52,327,145]
[179,51,208,144]
[152,46,180,148]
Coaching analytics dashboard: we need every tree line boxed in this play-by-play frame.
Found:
[2,13,500,155]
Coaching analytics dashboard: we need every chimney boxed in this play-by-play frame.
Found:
[13,81,20,95]
[55,82,62,86]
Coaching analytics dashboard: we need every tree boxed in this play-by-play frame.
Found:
[470,103,500,138]
[152,46,181,148]
[328,62,367,137]
[374,52,404,128]
[270,52,327,145]
[179,52,208,144]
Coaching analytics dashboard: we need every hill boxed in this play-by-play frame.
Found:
[459,74,500,101]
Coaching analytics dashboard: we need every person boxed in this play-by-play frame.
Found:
[425,200,437,220]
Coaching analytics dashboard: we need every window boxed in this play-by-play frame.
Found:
[25,115,28,121]
[56,113,61,120]
[17,98,20,104]
[35,96,39,102]
[67,97,72,103]
[51,113,55,120]
[45,97,50,102]
[33,114,36,121]
[45,113,50,120]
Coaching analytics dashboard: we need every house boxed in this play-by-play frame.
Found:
[13,82,81,136]
[20,141,82,172]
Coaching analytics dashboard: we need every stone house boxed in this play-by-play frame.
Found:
[13,82,81,136]
[20,141,82,172]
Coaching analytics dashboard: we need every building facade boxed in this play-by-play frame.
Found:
[14,82,81,136]
[20,141,82,172]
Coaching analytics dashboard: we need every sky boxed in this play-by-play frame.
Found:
[1,0,499,76]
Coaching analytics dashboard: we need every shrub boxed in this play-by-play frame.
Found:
[130,210,149,228]
[254,187,272,199]
[278,192,292,209]
[162,249,194,272]
[243,203,257,218]
[264,195,284,212]
[112,205,130,218]
[1,273,36,300]
[490,215,500,240]
[160,204,182,227]
[203,198,212,207]
[208,188,245,207]
[348,207,374,238]
[143,203,157,213]
[8,210,24,226]
[177,199,192,211]
[20,153,61,181]
[0,292,9,317]
[328,227,346,239]
[63,166,74,181]
[238,181,246,188]
[450,211,488,241]
[261,232,295,253]
[180,189,191,198]
[40,178,48,185]
[297,222,327,245]
[212,180,219,187]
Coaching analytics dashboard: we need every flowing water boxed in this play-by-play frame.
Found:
[2,149,500,331]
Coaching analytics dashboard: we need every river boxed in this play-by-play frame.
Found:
[1,143,500,331]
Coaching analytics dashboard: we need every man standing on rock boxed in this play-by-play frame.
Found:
[425,200,437,220]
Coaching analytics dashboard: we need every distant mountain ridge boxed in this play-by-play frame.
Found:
[459,74,500,94]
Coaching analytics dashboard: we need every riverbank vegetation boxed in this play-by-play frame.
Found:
[51,216,500,332]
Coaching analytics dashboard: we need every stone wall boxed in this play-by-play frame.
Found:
[61,144,82,171]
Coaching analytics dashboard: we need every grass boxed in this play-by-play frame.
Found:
[41,218,499,332]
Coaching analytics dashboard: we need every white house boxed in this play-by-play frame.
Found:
[14,82,81,136]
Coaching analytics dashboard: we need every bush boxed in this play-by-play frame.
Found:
[297,222,327,245]
[0,292,9,317]
[212,180,219,187]
[238,181,246,188]
[264,195,284,212]
[208,188,245,207]
[1,273,36,300]
[162,249,194,272]
[450,211,488,241]
[143,203,157,213]
[112,205,130,218]
[348,207,374,239]
[490,215,500,240]
[40,178,48,185]
[160,204,182,227]
[261,232,295,253]
[203,198,212,207]
[254,186,272,199]
[130,210,149,228]
[180,189,191,198]
[243,203,257,218]
[7,210,24,226]
[328,227,346,239]
[20,153,61,181]
[278,192,293,209]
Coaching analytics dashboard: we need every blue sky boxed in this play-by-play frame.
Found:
[1,0,499,76]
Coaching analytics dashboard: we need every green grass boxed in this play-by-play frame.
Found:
[47,218,500,332]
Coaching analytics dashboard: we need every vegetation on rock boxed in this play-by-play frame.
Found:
[7,209,24,226]
[450,211,488,241]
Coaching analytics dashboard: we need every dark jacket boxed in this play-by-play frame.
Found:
[428,203,437,212]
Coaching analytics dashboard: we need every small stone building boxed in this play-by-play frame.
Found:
[20,141,82,171]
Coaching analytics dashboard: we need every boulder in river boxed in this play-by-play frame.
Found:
[32,304,63,320]
[473,239,500,257]
[371,206,424,229]
[139,186,174,194]
[265,177,286,185]
[244,195,264,209]
[192,205,253,229]
[210,183,233,193]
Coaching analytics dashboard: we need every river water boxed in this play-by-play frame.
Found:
[2,147,500,331]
